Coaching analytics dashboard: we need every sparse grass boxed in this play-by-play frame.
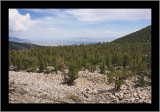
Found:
[29,93,37,97]
[66,94,83,103]
[52,96,65,103]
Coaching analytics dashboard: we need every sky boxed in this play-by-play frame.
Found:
[9,9,151,43]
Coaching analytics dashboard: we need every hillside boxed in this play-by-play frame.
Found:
[9,41,43,50]
[9,37,30,42]
[112,25,151,43]
[9,71,151,103]
[9,25,151,103]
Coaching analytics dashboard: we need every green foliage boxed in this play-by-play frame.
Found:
[38,56,47,72]
[99,58,106,74]
[113,25,151,43]
[108,65,114,71]
[44,68,51,74]
[137,75,147,86]
[89,64,97,73]
[8,25,151,80]
[147,69,151,78]
[106,54,111,68]
[24,57,38,70]
[115,80,125,90]
[52,56,62,74]
[123,53,130,68]
[84,60,91,70]
[26,67,37,72]
[107,69,132,90]
[66,61,79,85]
[14,55,22,70]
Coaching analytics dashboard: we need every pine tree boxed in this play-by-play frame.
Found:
[137,74,147,86]
[107,69,132,90]
[99,58,106,74]
[25,57,38,72]
[9,31,151,82]
[53,56,58,74]
[106,54,111,68]
[66,60,79,85]
[38,57,47,72]
[123,53,130,68]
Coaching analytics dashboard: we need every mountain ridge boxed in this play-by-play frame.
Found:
[112,25,151,43]
[9,25,151,50]
[9,37,31,42]
[9,41,43,50]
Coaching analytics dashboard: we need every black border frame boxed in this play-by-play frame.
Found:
[1,1,159,111]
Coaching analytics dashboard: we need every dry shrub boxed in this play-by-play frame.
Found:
[66,94,83,103]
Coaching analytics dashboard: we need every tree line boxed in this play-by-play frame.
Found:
[9,41,151,88]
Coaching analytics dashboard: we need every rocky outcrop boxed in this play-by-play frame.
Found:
[9,71,151,103]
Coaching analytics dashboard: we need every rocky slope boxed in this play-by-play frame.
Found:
[9,70,151,103]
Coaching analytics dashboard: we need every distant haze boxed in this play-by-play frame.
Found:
[9,9,151,45]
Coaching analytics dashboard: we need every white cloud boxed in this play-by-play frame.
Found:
[9,25,134,41]
[9,9,37,32]
[65,9,151,22]
[104,30,129,37]
[9,9,151,42]
[25,9,151,22]
[47,27,59,30]
[24,9,70,19]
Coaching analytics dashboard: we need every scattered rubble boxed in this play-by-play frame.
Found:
[9,70,151,103]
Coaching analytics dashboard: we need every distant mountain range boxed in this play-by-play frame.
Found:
[9,36,118,46]
[9,41,43,50]
[9,25,151,50]
[9,37,31,42]
[9,37,44,50]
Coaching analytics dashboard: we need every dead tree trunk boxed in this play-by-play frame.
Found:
[62,59,66,82]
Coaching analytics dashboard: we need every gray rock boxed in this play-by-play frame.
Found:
[110,94,116,99]
[139,93,146,99]
[130,97,135,102]
[133,92,137,97]
[9,71,151,103]
[82,92,89,98]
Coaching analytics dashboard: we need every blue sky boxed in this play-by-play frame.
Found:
[9,9,151,43]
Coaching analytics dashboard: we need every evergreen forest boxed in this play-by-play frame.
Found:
[9,25,151,88]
